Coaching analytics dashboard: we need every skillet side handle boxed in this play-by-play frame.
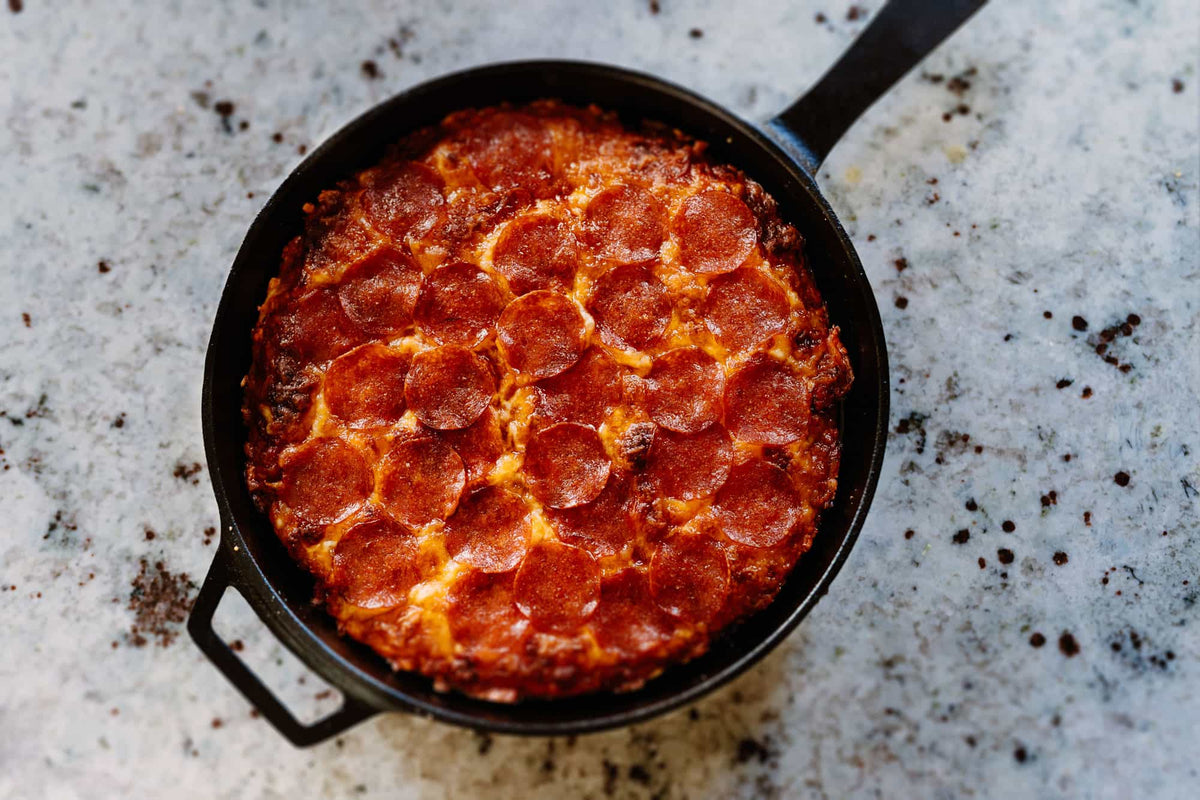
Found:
[187,543,378,747]
[767,0,988,174]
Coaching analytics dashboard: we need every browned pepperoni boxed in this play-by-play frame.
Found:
[443,485,531,573]
[532,346,624,427]
[497,290,588,379]
[331,516,420,608]
[645,347,724,433]
[279,287,363,363]
[725,355,810,445]
[710,458,804,547]
[323,343,411,428]
[377,436,465,527]
[587,263,671,350]
[430,406,504,486]
[583,185,666,263]
[447,570,528,652]
[523,422,610,508]
[461,111,555,196]
[514,541,600,633]
[702,267,791,353]
[413,262,507,347]
[649,532,729,622]
[279,437,372,525]
[363,160,445,241]
[337,248,423,336]
[674,190,757,274]
[404,345,495,430]
[546,471,639,557]
[492,214,578,296]
[590,568,674,654]
[646,424,733,500]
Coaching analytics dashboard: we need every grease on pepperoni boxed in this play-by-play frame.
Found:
[725,355,810,445]
[279,437,372,525]
[377,436,465,527]
[674,190,757,274]
[331,516,420,608]
[514,541,601,633]
[337,248,423,336]
[649,532,729,622]
[431,407,505,485]
[645,347,724,433]
[583,185,667,263]
[646,424,733,500]
[278,287,363,363]
[323,343,411,428]
[363,160,445,242]
[443,485,531,573]
[497,290,588,379]
[532,346,624,427]
[587,263,671,350]
[414,262,507,347]
[447,570,528,652]
[404,345,495,430]
[590,568,674,654]
[461,111,555,196]
[710,458,804,547]
[492,214,578,296]
[702,267,791,353]
[546,471,639,557]
[523,422,610,508]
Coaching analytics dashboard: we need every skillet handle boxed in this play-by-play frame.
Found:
[187,544,378,747]
[766,0,988,174]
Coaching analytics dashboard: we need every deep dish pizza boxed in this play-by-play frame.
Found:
[243,101,852,701]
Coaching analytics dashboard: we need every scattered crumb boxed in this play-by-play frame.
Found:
[1114,471,1130,487]
[1058,632,1080,657]
[1053,551,1069,566]
[1030,632,1046,648]
[361,60,381,80]
[688,27,703,38]
[98,260,112,273]
[1002,520,1016,533]
[21,312,31,328]
[953,529,970,544]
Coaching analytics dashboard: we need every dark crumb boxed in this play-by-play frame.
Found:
[629,764,652,784]
[211,718,223,729]
[98,260,112,273]
[894,296,908,309]
[1127,313,1141,326]
[1030,632,1046,648]
[602,760,618,795]
[213,100,235,117]
[688,27,703,38]
[361,60,381,80]
[1014,746,1028,763]
[649,0,660,13]
[866,233,876,241]
[965,735,977,747]
[942,112,953,122]
[688,707,700,721]
[144,528,156,541]
[1058,632,1080,657]
[475,731,493,754]
[815,12,827,23]
[997,548,1014,565]
[1072,315,1088,331]
[1172,78,1184,93]
[112,413,126,429]
[271,132,284,143]
[904,529,915,540]
[8,0,22,12]
[1043,310,1053,319]
[247,192,255,199]
[1055,378,1073,389]
[173,461,203,485]
[978,557,986,569]
[21,312,31,328]
[1053,551,1069,566]
[1062,453,1072,462]
[965,499,978,511]
[926,192,940,204]
[1081,386,1093,399]
[230,638,244,652]
[974,444,984,453]
[952,529,970,544]
[927,177,939,185]
[202,525,216,546]
[1114,471,1130,487]
[847,5,865,21]
[249,709,260,719]
[956,103,971,115]
[297,144,308,155]
[1002,520,1016,533]
[1003,333,1013,341]
[894,257,908,271]
[736,737,773,765]
[238,120,249,131]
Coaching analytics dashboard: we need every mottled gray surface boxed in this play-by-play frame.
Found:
[1,0,1197,798]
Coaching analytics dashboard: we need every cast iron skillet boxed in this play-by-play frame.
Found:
[189,0,986,746]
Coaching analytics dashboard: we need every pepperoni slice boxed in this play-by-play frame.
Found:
[587,263,671,350]
[710,458,804,547]
[702,267,791,353]
[443,485,531,573]
[377,436,465,527]
[523,422,610,508]
[514,541,600,633]
[413,262,507,347]
[649,532,729,622]
[279,287,363,363]
[674,190,758,274]
[645,347,724,433]
[447,570,528,652]
[431,407,505,486]
[461,111,555,196]
[279,437,371,525]
[725,355,810,445]
[497,290,588,379]
[546,471,639,557]
[590,568,674,654]
[646,424,733,500]
[532,346,623,427]
[331,516,421,608]
[323,344,411,428]
[337,248,423,336]
[404,345,495,430]
[492,214,578,296]
[583,185,666,263]
[363,160,445,242]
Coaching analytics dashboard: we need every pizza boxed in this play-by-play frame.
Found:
[242,101,852,701]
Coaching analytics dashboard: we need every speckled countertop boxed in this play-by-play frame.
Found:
[1,0,1197,797]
